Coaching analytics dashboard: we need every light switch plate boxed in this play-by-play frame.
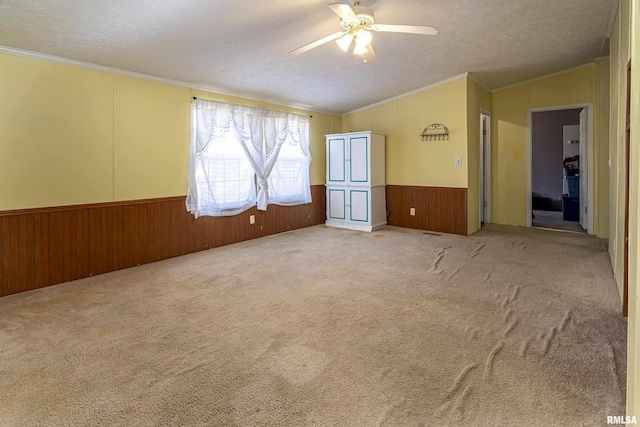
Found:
[455,158,462,167]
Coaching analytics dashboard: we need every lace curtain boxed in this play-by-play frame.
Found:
[186,99,311,217]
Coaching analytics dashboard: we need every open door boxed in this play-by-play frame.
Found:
[579,108,588,230]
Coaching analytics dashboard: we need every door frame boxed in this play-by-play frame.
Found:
[479,109,492,227]
[623,60,631,316]
[579,108,588,229]
[526,103,594,234]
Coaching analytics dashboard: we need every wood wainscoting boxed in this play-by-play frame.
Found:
[0,186,326,298]
[386,185,468,235]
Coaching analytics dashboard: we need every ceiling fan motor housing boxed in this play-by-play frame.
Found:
[340,6,375,29]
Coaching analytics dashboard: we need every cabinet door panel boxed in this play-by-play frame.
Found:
[328,189,346,220]
[349,190,369,222]
[349,136,369,184]
[327,138,346,183]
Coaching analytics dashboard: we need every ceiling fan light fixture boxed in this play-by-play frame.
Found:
[336,33,354,52]
[353,44,368,55]
[289,3,437,62]
[354,29,372,47]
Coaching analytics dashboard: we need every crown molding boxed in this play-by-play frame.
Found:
[0,44,338,116]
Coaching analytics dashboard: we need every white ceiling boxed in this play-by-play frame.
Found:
[0,0,616,114]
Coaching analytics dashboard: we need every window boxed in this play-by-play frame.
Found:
[267,136,311,206]
[192,131,256,216]
[186,99,311,218]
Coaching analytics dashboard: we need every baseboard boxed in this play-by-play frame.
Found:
[0,186,326,298]
[386,185,467,235]
[325,220,387,232]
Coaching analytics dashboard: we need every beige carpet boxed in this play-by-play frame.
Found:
[532,209,586,233]
[0,224,626,426]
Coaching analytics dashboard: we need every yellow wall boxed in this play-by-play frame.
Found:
[609,0,639,417]
[610,0,632,303]
[467,78,492,235]
[610,2,622,283]
[114,77,190,201]
[0,52,340,210]
[308,111,342,185]
[342,77,468,188]
[0,54,115,208]
[595,58,611,240]
[490,66,609,234]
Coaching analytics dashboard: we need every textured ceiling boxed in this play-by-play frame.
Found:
[0,0,615,114]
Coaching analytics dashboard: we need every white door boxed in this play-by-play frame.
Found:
[348,135,369,185]
[349,189,369,222]
[328,188,346,220]
[579,109,587,229]
[327,137,346,184]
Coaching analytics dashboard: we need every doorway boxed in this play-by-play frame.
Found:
[479,110,491,227]
[527,104,594,234]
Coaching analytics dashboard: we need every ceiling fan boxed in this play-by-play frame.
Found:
[289,1,438,64]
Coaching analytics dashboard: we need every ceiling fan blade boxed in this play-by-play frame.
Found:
[328,3,360,23]
[362,44,376,64]
[289,31,346,55]
[370,24,438,35]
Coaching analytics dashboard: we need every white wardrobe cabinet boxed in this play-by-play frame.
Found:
[325,131,386,232]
